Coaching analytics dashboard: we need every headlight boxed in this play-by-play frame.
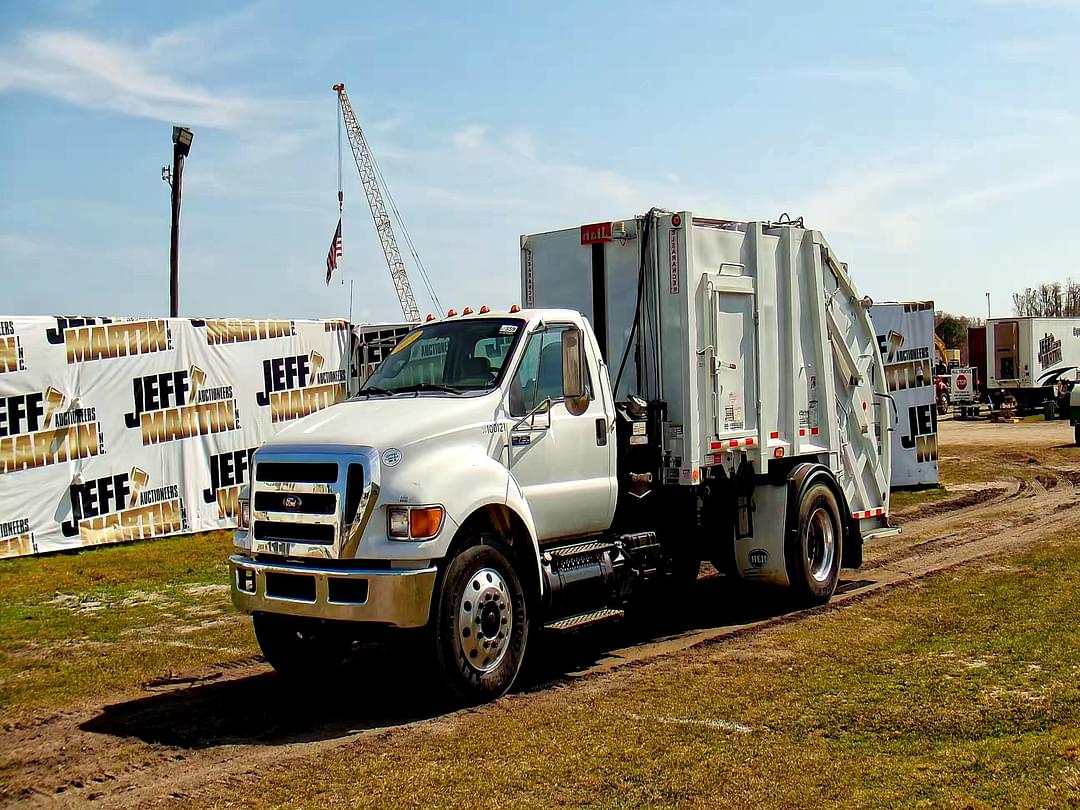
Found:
[236,495,251,530]
[387,505,444,540]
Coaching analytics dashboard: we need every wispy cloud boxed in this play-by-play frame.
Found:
[452,124,488,149]
[794,64,912,89]
[0,27,272,129]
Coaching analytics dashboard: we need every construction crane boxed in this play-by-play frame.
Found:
[334,83,438,323]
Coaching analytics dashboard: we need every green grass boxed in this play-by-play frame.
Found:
[890,485,950,511]
[0,531,256,716]
[210,534,1080,809]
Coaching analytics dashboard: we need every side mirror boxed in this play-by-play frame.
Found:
[561,328,589,416]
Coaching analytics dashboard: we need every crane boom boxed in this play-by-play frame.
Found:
[333,83,420,323]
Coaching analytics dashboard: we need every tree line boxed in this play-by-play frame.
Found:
[1013,281,1080,318]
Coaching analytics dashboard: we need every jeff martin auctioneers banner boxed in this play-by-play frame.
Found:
[0,316,409,558]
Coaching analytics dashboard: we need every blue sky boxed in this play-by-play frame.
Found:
[1,0,1078,323]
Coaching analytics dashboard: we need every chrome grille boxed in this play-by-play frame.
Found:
[250,445,380,560]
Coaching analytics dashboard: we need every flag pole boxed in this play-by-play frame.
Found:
[349,279,354,325]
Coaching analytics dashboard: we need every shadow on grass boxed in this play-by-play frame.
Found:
[79,571,872,749]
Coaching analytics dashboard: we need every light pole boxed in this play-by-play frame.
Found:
[986,292,991,320]
[163,126,194,318]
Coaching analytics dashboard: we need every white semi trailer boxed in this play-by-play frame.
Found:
[229,209,891,703]
[987,317,1080,412]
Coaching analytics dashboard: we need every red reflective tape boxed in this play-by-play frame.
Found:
[745,438,755,446]
[811,427,819,436]
[799,429,806,436]
[770,431,779,439]
[709,442,722,451]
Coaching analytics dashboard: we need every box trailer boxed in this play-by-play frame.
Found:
[227,208,892,703]
[868,302,939,488]
[521,209,892,538]
[987,317,1080,411]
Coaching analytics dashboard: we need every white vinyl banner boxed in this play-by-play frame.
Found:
[0,316,358,558]
[869,302,940,488]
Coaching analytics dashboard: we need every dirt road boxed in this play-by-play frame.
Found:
[2,418,1076,808]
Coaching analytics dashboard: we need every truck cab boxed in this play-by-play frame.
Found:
[232,308,621,699]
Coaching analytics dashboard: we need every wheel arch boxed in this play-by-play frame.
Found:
[784,462,858,569]
[446,502,543,608]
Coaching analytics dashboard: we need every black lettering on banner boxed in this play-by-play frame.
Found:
[0,392,45,437]
[900,403,939,462]
[257,355,311,406]
[203,448,256,503]
[62,473,131,536]
[46,316,112,345]
[124,370,190,427]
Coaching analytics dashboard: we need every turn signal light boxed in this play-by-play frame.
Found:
[410,506,444,539]
[387,505,445,540]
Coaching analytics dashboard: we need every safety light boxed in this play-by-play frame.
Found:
[479,305,490,313]
[510,304,521,313]
[425,313,436,321]
[387,505,445,540]
[671,213,682,227]
[172,126,194,157]
[462,306,474,315]
[447,308,457,317]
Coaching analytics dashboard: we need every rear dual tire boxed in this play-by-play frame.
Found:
[786,480,843,605]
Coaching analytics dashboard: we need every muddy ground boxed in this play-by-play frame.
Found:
[1,417,1077,808]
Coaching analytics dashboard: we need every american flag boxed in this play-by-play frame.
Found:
[326,218,342,285]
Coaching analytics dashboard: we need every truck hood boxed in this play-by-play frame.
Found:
[264,394,498,451]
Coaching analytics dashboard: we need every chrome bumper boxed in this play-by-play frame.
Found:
[229,554,437,628]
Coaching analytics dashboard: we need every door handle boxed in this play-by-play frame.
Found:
[595,418,607,446]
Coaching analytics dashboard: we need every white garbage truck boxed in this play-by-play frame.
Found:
[230,209,891,702]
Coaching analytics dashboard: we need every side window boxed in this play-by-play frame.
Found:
[509,326,593,417]
[534,330,565,406]
[509,333,543,417]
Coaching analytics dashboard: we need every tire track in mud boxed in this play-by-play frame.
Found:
[4,462,1080,809]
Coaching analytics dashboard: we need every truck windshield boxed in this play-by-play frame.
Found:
[360,318,525,394]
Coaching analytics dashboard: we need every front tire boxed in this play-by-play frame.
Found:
[432,542,528,704]
[786,480,843,605]
[253,612,355,679]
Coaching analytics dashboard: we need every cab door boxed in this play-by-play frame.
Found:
[504,324,615,541]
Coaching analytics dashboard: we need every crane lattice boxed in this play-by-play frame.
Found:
[334,83,421,323]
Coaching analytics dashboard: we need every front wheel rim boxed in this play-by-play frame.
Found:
[806,506,837,584]
[456,567,513,674]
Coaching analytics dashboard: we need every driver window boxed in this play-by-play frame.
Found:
[509,332,545,417]
[511,326,593,417]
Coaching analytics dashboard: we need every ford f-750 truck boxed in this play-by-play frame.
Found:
[230,210,891,702]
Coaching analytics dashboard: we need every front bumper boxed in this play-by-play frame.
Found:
[229,554,437,628]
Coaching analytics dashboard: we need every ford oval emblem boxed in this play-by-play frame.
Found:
[382,448,402,467]
[282,495,302,511]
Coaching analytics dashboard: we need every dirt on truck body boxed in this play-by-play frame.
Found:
[1,418,1078,808]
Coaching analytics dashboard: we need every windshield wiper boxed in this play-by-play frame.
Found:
[393,382,466,395]
[356,385,395,397]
